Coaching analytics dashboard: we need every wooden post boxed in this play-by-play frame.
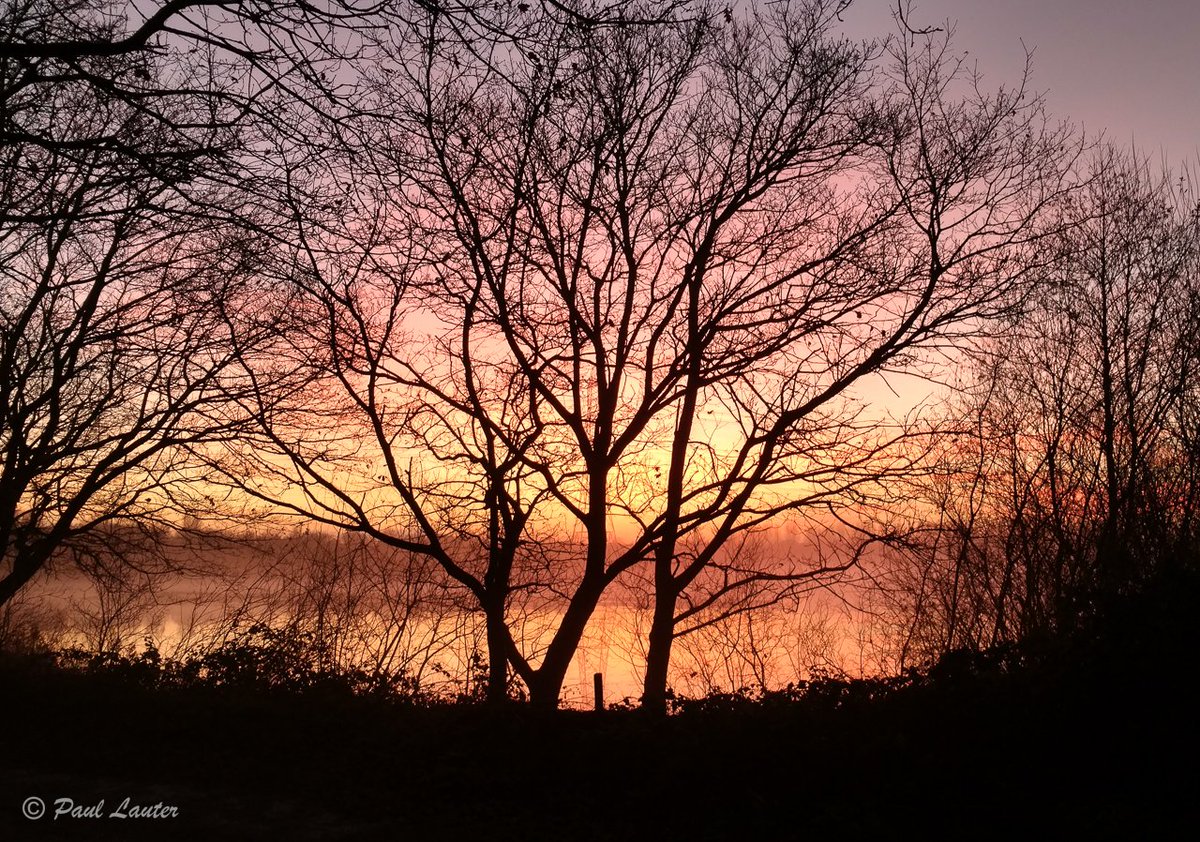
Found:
[593,672,604,712]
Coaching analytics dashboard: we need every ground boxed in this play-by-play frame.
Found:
[2,577,1198,840]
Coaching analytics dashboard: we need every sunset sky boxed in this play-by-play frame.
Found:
[3,10,1197,836]
[841,0,1200,165]
[6,0,1195,711]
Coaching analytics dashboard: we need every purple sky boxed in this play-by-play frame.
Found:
[837,0,1200,166]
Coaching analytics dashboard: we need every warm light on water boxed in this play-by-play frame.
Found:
[25,563,886,709]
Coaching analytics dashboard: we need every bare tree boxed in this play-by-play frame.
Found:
[0,0,311,606]
[0,0,465,609]
[883,147,1200,665]
[228,0,1082,710]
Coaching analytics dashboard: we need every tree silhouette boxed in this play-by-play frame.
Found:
[884,147,1200,665]
[0,0,309,606]
[232,0,1084,710]
[633,10,1083,710]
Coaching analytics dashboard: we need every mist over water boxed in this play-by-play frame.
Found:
[10,542,883,708]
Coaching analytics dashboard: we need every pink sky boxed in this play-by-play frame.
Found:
[837,0,1200,166]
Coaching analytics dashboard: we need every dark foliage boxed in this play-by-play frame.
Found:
[2,568,1196,839]
[29,621,434,709]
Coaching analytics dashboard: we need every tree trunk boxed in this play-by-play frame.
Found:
[484,605,511,705]
[640,588,677,716]
[0,553,42,608]
[524,576,606,710]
